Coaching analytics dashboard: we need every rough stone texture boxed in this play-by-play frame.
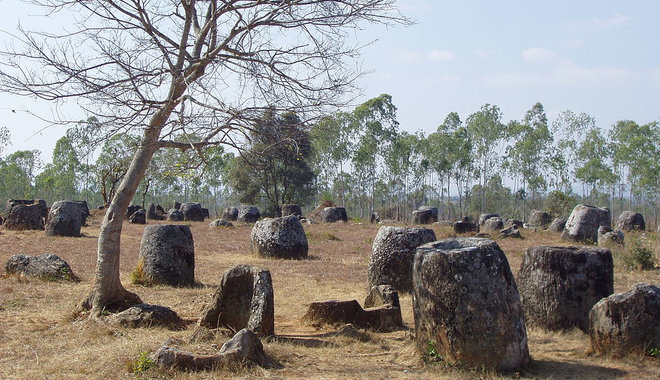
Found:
[364,284,401,309]
[615,211,646,232]
[72,200,90,226]
[504,219,524,229]
[499,226,522,239]
[412,206,438,224]
[199,265,274,337]
[367,226,437,293]
[129,208,147,224]
[250,215,308,259]
[173,201,181,210]
[452,221,478,234]
[301,299,403,332]
[5,203,46,231]
[5,253,78,281]
[167,209,184,221]
[589,283,660,357]
[481,217,504,232]
[561,204,611,244]
[45,201,83,237]
[238,205,261,223]
[479,213,500,226]
[209,219,233,228]
[147,203,166,220]
[529,210,552,229]
[548,217,567,233]
[370,212,380,224]
[108,303,183,329]
[5,199,47,218]
[222,207,239,221]
[137,225,195,286]
[281,204,302,217]
[126,205,142,219]
[180,202,205,222]
[320,207,347,223]
[152,329,270,370]
[597,226,624,247]
[517,246,613,333]
[413,238,529,372]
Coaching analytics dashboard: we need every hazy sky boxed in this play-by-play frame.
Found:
[1,0,659,161]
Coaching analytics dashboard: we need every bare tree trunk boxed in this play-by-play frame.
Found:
[81,127,161,315]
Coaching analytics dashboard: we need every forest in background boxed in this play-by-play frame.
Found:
[0,94,658,226]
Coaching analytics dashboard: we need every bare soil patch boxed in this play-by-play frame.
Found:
[0,218,658,379]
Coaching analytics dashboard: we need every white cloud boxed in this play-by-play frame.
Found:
[484,60,640,87]
[567,13,632,32]
[522,48,556,63]
[428,49,456,62]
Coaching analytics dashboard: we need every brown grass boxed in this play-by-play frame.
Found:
[0,217,658,379]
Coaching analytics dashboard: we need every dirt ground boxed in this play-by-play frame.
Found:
[0,214,658,379]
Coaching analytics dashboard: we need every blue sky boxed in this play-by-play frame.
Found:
[356,0,660,134]
[1,0,659,161]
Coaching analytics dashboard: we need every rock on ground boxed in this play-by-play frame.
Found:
[320,207,347,223]
[45,201,83,237]
[367,226,436,293]
[517,245,613,332]
[412,237,529,372]
[561,204,611,244]
[209,219,233,228]
[199,265,274,337]
[250,215,308,259]
[136,225,195,286]
[589,283,660,356]
[412,206,438,224]
[238,205,261,223]
[615,211,645,232]
[152,329,270,370]
[5,253,78,281]
[180,202,205,222]
[528,210,552,229]
[5,203,46,231]
[548,217,567,233]
[108,303,183,329]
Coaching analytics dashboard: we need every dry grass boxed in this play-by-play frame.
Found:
[0,217,658,379]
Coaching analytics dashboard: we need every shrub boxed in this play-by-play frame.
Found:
[619,236,656,270]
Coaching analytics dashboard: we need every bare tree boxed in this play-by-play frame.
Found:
[0,0,405,316]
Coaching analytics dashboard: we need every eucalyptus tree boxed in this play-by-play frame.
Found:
[503,102,554,216]
[551,110,595,192]
[0,149,42,200]
[350,94,399,217]
[575,128,616,203]
[0,0,404,314]
[35,136,79,201]
[466,104,506,213]
[610,120,660,211]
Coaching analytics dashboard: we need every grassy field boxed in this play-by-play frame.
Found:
[0,213,658,379]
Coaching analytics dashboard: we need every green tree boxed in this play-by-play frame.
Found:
[230,110,316,216]
[466,104,506,213]
[575,128,616,203]
[0,149,41,201]
[503,103,555,218]
[350,94,399,218]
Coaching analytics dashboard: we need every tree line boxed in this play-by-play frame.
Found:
[1,95,658,226]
